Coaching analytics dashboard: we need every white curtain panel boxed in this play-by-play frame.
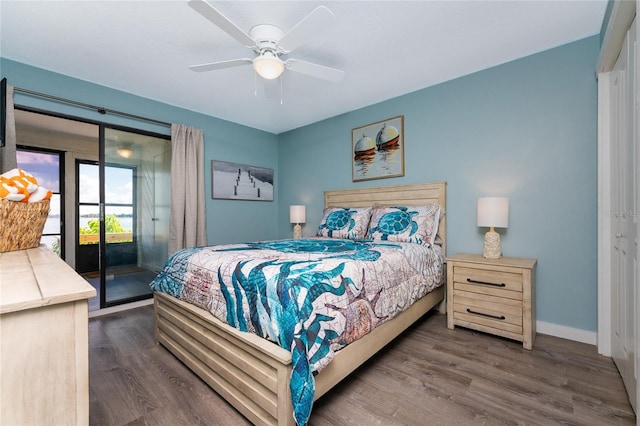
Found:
[168,123,207,256]
[0,84,17,173]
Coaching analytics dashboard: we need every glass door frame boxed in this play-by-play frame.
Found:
[16,145,65,259]
[75,159,101,277]
[101,124,170,308]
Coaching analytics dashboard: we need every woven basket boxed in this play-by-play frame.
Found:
[0,198,50,253]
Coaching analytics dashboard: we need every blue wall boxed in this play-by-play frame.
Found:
[277,36,600,333]
[1,58,279,245]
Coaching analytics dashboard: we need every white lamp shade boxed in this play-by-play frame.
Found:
[477,197,509,228]
[253,52,285,80]
[290,205,306,224]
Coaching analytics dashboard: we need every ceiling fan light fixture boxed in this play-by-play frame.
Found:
[117,143,134,159]
[253,52,284,80]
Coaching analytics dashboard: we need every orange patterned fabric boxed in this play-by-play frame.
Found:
[0,168,52,203]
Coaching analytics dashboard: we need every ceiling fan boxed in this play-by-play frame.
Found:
[187,0,345,82]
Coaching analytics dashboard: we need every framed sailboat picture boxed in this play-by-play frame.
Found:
[211,160,274,201]
[352,115,404,182]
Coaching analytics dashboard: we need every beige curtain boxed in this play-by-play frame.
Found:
[168,124,207,256]
[0,84,17,173]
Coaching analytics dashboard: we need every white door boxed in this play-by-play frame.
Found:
[611,19,637,414]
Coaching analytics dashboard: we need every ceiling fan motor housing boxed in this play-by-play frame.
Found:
[250,24,286,55]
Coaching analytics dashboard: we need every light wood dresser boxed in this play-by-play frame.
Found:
[0,246,96,425]
[446,253,537,349]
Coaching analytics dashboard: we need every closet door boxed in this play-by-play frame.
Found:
[610,19,637,414]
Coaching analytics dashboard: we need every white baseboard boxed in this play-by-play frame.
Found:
[536,320,597,345]
[88,298,154,318]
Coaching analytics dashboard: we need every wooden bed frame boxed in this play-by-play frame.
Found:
[154,182,447,425]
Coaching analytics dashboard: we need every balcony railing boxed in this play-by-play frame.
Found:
[79,232,133,244]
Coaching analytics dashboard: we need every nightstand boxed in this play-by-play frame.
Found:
[446,253,537,349]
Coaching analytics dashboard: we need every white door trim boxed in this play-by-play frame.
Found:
[597,1,636,73]
[597,72,613,356]
[635,3,639,416]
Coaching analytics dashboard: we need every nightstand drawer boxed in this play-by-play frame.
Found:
[453,266,523,296]
[453,289,523,333]
[453,308,523,335]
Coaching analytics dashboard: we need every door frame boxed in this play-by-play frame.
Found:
[75,158,100,275]
[15,144,66,259]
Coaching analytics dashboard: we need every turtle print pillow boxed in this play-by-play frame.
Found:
[316,207,372,239]
[367,205,441,246]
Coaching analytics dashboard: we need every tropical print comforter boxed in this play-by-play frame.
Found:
[150,238,444,425]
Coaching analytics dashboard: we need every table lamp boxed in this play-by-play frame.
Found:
[477,197,509,259]
[290,205,306,239]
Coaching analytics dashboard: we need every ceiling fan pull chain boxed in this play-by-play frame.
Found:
[280,73,284,105]
[254,71,258,97]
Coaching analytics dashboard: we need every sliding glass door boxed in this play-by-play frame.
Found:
[102,127,171,306]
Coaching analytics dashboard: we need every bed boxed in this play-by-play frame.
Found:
[152,182,447,425]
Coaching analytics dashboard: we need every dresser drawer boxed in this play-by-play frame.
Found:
[453,265,523,299]
[452,289,523,334]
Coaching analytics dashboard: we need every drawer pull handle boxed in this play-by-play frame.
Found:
[467,278,506,287]
[466,308,506,320]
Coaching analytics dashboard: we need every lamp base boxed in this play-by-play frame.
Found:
[293,224,302,239]
[483,229,501,259]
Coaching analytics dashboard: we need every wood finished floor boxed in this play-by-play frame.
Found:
[89,306,636,425]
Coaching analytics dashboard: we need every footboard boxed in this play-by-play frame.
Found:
[154,292,294,425]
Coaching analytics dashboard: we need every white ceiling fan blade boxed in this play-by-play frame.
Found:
[189,58,253,72]
[278,6,335,53]
[188,0,256,48]
[286,59,345,82]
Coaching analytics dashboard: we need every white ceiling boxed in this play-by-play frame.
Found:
[1,1,606,135]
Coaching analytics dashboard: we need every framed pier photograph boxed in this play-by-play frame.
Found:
[211,160,274,201]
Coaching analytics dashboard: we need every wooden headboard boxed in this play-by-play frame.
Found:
[324,182,447,254]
